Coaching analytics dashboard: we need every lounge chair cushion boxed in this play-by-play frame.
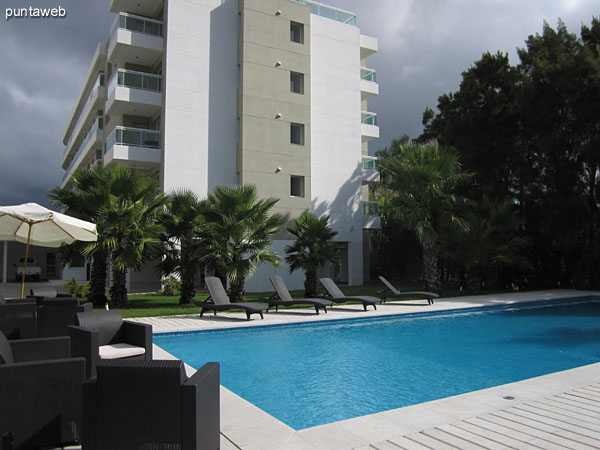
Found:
[99,343,146,360]
[0,331,14,364]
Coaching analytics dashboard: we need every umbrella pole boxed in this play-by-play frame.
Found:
[20,224,32,299]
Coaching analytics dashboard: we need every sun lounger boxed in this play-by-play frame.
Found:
[266,275,333,314]
[319,278,380,311]
[377,276,438,305]
[193,277,268,320]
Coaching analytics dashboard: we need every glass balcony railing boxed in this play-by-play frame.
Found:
[290,0,356,25]
[110,12,163,39]
[362,157,378,171]
[65,72,105,152]
[363,201,379,216]
[63,116,104,179]
[105,126,161,153]
[361,68,377,83]
[109,69,162,94]
[361,112,378,126]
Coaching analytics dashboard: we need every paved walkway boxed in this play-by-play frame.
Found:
[142,289,600,449]
[359,382,600,450]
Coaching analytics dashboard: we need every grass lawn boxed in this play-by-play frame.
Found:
[109,280,506,319]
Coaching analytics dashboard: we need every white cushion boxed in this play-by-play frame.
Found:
[99,343,146,360]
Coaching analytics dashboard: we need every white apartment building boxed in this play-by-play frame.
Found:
[61,0,379,292]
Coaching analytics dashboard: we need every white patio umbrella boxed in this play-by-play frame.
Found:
[0,203,98,298]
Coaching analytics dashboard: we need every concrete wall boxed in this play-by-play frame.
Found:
[244,239,306,292]
[162,0,226,199]
[207,0,240,190]
[310,14,364,286]
[238,0,312,220]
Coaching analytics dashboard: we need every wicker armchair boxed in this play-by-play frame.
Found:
[0,300,37,339]
[0,331,86,450]
[82,359,220,450]
[68,310,152,378]
[37,297,92,338]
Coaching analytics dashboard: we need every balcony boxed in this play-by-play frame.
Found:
[362,156,380,184]
[110,0,162,17]
[361,68,379,100]
[104,126,161,169]
[108,13,164,67]
[291,0,356,25]
[360,34,378,60]
[63,73,105,165]
[361,112,379,142]
[62,116,104,186]
[106,69,162,117]
[362,201,381,229]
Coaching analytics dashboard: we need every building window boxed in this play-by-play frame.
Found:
[290,22,304,44]
[290,72,304,94]
[290,176,305,197]
[290,123,304,145]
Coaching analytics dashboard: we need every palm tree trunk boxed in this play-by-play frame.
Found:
[110,265,128,307]
[304,270,318,297]
[422,241,441,293]
[179,278,196,305]
[89,251,107,306]
[229,280,245,302]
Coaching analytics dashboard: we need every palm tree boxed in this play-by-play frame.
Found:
[89,167,166,306]
[49,165,114,306]
[159,190,207,305]
[442,196,530,292]
[380,140,471,293]
[285,212,338,297]
[201,185,284,302]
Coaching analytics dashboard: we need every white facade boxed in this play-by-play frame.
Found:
[62,0,379,292]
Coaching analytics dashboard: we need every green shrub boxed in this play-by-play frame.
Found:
[63,277,90,301]
[161,276,182,296]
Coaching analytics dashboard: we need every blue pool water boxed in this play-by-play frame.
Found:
[154,298,600,429]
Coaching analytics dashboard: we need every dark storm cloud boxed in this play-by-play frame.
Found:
[323,0,599,150]
[0,0,598,206]
[0,0,113,207]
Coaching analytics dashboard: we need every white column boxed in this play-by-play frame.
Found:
[2,241,7,284]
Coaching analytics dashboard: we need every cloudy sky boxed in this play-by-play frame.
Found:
[0,0,597,207]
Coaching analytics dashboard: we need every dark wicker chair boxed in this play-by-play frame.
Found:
[37,297,88,338]
[319,277,381,311]
[0,330,86,450]
[82,359,220,450]
[68,310,152,378]
[0,300,37,339]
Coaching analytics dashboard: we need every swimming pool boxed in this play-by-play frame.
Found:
[154,297,600,430]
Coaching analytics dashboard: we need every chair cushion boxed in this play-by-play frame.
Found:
[99,343,146,360]
[0,330,14,364]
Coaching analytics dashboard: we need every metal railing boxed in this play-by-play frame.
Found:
[362,157,378,171]
[63,116,104,180]
[110,12,163,39]
[361,112,378,126]
[363,201,379,216]
[105,126,161,152]
[290,0,356,25]
[109,69,162,94]
[64,72,105,153]
[361,68,377,83]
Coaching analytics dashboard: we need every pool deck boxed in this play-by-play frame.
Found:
[140,289,600,449]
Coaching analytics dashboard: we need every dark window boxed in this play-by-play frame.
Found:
[290,22,304,44]
[290,123,304,145]
[290,72,304,94]
[290,176,305,197]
